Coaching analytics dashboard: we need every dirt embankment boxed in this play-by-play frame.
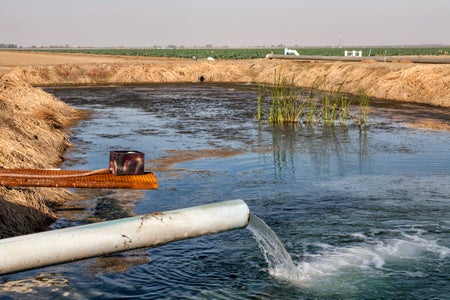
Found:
[0,69,81,238]
[11,60,450,107]
[1,51,449,107]
[0,51,449,238]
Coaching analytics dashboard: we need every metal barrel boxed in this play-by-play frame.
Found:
[0,199,250,275]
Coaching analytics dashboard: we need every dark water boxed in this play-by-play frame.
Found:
[1,84,449,299]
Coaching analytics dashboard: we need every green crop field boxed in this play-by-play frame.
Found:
[25,47,450,59]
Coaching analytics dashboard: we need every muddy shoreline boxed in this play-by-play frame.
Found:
[0,51,449,238]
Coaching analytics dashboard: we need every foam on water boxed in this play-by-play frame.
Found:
[248,216,450,289]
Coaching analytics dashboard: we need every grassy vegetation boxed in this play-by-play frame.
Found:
[357,89,371,127]
[24,46,450,59]
[258,72,370,127]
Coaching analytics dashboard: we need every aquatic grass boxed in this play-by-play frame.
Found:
[263,70,305,124]
[257,85,263,121]
[271,71,301,123]
[318,93,352,126]
[304,98,317,125]
[338,95,352,125]
[257,71,370,127]
[358,89,371,127]
[321,94,338,125]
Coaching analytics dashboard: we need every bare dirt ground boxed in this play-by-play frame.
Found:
[1,50,449,107]
[0,50,169,65]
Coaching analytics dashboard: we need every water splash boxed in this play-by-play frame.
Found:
[246,214,302,281]
[247,215,450,289]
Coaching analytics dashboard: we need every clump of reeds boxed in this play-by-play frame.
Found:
[258,70,304,124]
[319,91,353,126]
[357,89,371,127]
[257,70,370,127]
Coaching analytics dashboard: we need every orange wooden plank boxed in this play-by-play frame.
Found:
[0,169,158,189]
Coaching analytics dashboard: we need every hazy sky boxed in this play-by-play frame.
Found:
[1,0,449,47]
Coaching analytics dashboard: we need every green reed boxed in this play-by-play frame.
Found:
[257,71,369,126]
[321,94,337,125]
[318,93,353,125]
[304,98,317,124]
[257,85,263,121]
[338,95,352,125]
[264,70,304,124]
[357,90,371,127]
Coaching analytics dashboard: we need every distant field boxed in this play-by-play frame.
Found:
[23,47,450,59]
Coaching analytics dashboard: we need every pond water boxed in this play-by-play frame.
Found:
[1,84,449,299]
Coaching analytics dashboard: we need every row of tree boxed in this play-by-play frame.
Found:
[0,44,18,48]
[0,44,74,49]
[0,43,294,49]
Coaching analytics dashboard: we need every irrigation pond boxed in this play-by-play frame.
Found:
[1,83,449,299]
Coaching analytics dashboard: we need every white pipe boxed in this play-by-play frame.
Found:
[0,199,249,275]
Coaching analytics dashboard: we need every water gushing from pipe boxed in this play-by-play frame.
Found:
[246,214,302,282]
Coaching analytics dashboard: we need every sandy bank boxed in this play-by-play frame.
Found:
[0,69,81,238]
[1,51,449,107]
